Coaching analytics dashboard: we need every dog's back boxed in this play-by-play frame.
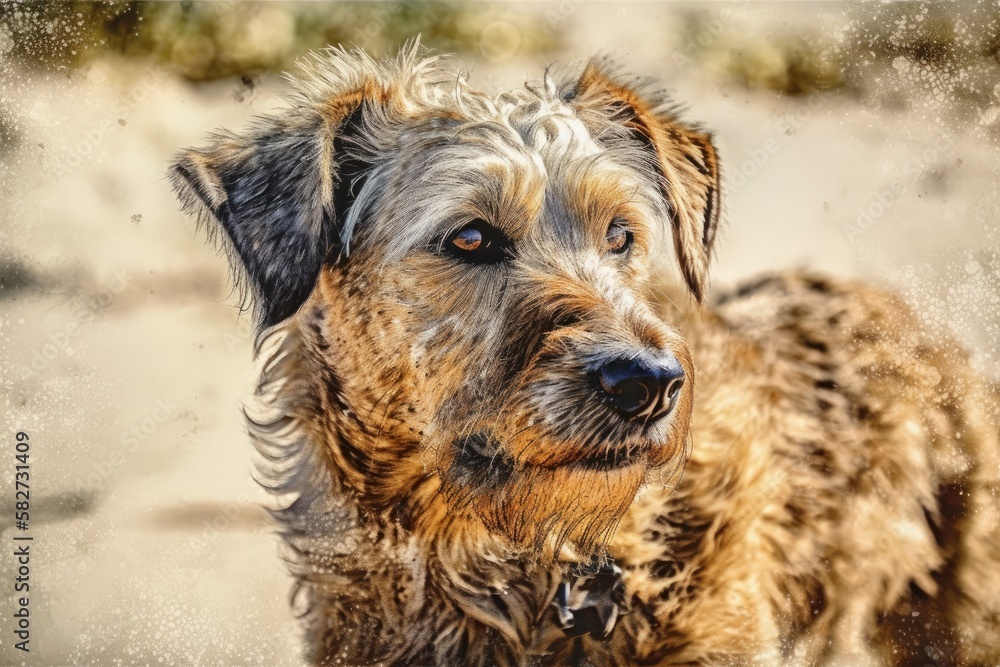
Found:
[596,272,1000,666]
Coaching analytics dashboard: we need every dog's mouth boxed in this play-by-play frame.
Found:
[448,432,647,480]
[441,430,652,555]
[566,445,649,471]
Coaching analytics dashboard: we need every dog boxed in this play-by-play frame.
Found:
[170,44,1000,666]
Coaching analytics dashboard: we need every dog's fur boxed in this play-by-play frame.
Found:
[170,44,1000,666]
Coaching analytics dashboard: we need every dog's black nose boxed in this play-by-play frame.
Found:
[595,356,685,422]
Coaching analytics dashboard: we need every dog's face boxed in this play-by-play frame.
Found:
[171,47,720,556]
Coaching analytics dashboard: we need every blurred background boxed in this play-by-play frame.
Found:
[0,1,998,664]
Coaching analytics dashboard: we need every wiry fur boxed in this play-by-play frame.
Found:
[171,44,1000,666]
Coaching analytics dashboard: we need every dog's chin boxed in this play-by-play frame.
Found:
[481,462,648,557]
[442,436,650,556]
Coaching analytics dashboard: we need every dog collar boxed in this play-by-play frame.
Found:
[550,559,625,641]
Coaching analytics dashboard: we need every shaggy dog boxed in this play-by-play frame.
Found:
[170,45,1000,666]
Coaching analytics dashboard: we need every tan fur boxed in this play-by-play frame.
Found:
[171,45,1000,666]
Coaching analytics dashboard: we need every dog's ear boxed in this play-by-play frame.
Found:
[565,60,721,302]
[170,111,342,329]
[169,48,416,330]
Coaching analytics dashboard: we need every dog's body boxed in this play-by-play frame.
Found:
[171,46,1000,666]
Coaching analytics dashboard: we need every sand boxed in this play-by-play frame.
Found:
[0,4,997,665]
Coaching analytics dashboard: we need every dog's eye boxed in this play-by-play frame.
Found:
[452,227,483,251]
[605,220,633,255]
[446,220,513,264]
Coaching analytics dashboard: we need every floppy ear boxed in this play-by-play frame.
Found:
[565,60,722,302]
[170,112,340,329]
[169,49,409,330]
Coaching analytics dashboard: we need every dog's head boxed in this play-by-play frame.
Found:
[170,45,720,557]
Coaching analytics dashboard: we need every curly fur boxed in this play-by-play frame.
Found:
[171,45,1000,666]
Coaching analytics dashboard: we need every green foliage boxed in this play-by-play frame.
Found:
[0,1,559,80]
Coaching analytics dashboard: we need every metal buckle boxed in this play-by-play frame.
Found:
[551,559,625,641]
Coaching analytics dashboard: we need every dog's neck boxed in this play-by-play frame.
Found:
[248,322,573,663]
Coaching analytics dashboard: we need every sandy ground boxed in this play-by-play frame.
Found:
[0,3,998,665]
